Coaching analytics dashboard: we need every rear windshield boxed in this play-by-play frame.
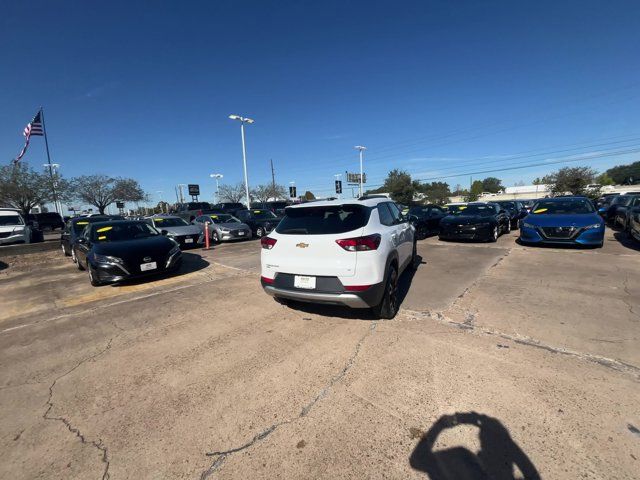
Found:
[152,217,189,227]
[531,199,595,214]
[276,204,370,235]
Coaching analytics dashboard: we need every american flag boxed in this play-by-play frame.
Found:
[13,110,44,163]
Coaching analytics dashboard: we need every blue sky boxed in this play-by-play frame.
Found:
[2,0,640,208]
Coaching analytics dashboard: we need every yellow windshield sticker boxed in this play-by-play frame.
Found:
[254,210,262,213]
[459,206,467,210]
[77,221,89,225]
[211,215,218,219]
[154,218,163,221]
[96,226,113,233]
[533,208,547,214]
[98,236,106,240]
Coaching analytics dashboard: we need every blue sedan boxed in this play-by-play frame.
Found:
[519,197,605,247]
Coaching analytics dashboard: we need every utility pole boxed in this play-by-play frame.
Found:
[229,114,254,209]
[354,146,367,198]
[270,159,276,191]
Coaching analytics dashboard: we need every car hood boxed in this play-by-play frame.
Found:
[441,215,494,225]
[216,222,250,230]
[0,225,26,232]
[159,225,201,235]
[524,214,602,227]
[92,236,176,260]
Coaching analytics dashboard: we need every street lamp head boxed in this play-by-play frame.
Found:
[244,118,255,124]
[210,173,223,179]
[229,114,240,120]
[354,145,367,151]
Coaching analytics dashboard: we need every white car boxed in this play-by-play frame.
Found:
[260,197,417,319]
[0,208,33,245]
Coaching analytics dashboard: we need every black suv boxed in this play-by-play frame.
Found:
[235,209,282,238]
[172,202,213,222]
[211,202,248,216]
[25,212,65,231]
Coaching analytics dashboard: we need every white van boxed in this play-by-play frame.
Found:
[0,208,33,245]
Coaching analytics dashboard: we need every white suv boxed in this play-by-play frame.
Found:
[260,197,416,319]
[0,208,33,245]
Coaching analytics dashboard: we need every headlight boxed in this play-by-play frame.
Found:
[584,223,603,230]
[219,227,229,233]
[522,222,536,229]
[169,245,180,255]
[93,253,123,264]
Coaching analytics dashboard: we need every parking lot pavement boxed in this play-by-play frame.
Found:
[0,233,639,479]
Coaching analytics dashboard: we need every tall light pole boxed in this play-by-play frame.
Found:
[43,163,62,214]
[157,191,164,213]
[229,114,254,208]
[210,173,223,204]
[177,184,187,204]
[354,146,367,197]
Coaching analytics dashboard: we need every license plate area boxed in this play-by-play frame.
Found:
[185,238,194,243]
[140,261,157,271]
[294,275,316,289]
[237,231,245,236]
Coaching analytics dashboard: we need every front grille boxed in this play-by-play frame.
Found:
[0,232,12,238]
[541,226,578,239]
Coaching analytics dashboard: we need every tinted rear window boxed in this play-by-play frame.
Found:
[276,205,370,235]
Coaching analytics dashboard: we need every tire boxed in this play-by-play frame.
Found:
[409,241,418,270]
[88,265,102,286]
[372,265,399,320]
[489,226,499,242]
[61,243,71,257]
[212,231,220,244]
[505,221,511,233]
[256,226,265,238]
[76,254,85,271]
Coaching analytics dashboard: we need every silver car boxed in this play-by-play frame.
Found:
[145,215,203,248]
[193,213,252,243]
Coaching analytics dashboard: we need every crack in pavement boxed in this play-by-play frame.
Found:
[200,320,378,479]
[454,248,511,304]
[43,336,117,480]
[621,275,639,320]
[401,309,640,379]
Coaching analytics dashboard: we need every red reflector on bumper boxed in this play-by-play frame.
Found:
[344,285,371,292]
[261,276,274,284]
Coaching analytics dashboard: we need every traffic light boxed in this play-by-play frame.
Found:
[289,186,297,198]
[335,180,342,194]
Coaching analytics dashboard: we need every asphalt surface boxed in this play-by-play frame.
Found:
[0,229,639,479]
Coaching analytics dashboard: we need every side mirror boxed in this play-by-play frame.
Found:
[76,237,87,245]
[160,230,168,236]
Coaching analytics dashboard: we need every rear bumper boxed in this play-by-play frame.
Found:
[261,277,385,308]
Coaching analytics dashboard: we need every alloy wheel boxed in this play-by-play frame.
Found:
[256,227,264,238]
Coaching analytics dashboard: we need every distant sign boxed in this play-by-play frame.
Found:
[335,180,342,194]
[188,184,200,196]
[289,186,297,198]
[345,172,366,184]
[116,201,125,208]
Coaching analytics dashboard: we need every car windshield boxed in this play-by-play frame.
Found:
[494,202,515,209]
[0,214,24,226]
[209,214,239,224]
[152,217,189,227]
[451,205,495,217]
[90,222,159,242]
[251,210,277,219]
[276,204,370,235]
[530,199,595,214]
[447,205,466,213]
[409,206,429,215]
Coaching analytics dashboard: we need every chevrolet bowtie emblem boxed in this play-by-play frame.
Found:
[296,242,309,248]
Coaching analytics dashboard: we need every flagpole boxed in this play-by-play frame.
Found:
[39,107,60,214]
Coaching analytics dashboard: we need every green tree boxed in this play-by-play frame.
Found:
[542,166,597,196]
[0,162,68,216]
[605,160,640,185]
[466,180,484,201]
[481,177,504,193]
[421,181,451,205]
[596,172,615,186]
[381,169,417,204]
[303,191,315,201]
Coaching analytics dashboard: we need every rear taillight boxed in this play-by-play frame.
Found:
[261,276,274,284]
[335,234,381,252]
[344,284,372,291]
[261,236,277,250]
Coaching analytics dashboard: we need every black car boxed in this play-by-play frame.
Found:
[439,203,511,242]
[235,209,282,238]
[25,212,65,230]
[72,220,182,286]
[211,202,248,216]
[604,195,634,226]
[489,200,528,228]
[251,201,290,216]
[407,204,448,239]
[60,215,124,258]
[614,194,640,230]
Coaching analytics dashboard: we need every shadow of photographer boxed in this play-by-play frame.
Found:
[410,412,541,480]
